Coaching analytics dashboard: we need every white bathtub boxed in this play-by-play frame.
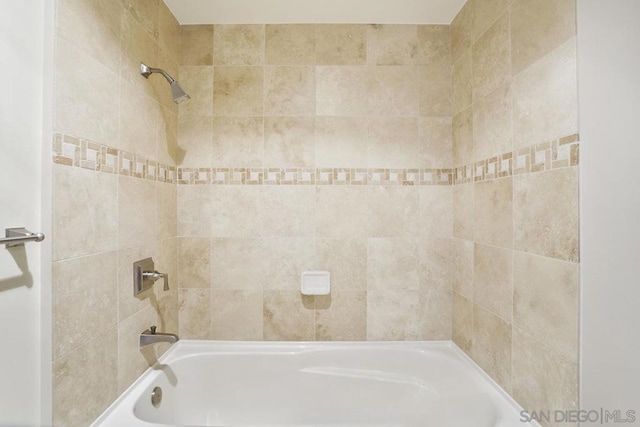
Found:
[92,341,535,427]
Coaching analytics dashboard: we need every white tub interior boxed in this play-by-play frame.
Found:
[93,341,535,427]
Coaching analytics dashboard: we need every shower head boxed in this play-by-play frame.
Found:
[170,81,190,104]
[140,62,191,104]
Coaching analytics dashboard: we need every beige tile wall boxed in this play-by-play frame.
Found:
[175,24,454,342]
[52,0,180,425]
[50,1,580,424]
[450,0,579,423]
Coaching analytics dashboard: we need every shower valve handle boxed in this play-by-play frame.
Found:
[142,271,170,291]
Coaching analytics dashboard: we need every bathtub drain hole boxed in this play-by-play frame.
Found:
[151,386,162,408]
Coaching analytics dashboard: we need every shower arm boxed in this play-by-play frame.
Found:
[140,63,175,84]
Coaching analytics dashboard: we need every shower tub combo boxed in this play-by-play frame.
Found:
[93,341,534,427]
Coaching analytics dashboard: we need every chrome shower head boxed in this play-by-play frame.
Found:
[140,62,191,104]
[170,81,190,104]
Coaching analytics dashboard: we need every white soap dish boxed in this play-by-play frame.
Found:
[301,271,331,295]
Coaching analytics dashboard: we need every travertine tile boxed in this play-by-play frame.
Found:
[119,80,159,158]
[367,117,421,168]
[211,186,264,238]
[117,305,158,393]
[420,289,453,340]
[474,177,513,249]
[512,328,579,416]
[453,108,473,166]
[53,252,117,359]
[178,66,214,117]
[54,37,120,145]
[178,288,211,339]
[120,13,158,98]
[155,288,178,356]
[512,38,578,149]
[419,117,452,169]
[367,238,419,291]
[419,65,452,116]
[471,304,512,393]
[178,238,210,288]
[117,244,158,322]
[514,252,579,359]
[265,24,315,65]
[118,176,157,249]
[157,182,177,240]
[158,0,180,60]
[453,293,473,353]
[53,165,118,261]
[212,117,264,167]
[315,116,368,168]
[452,49,472,115]
[211,290,263,340]
[473,243,513,322]
[315,292,367,341]
[452,238,474,299]
[419,238,452,292]
[157,107,179,165]
[453,183,474,240]
[419,186,453,240]
[371,66,420,116]
[315,187,368,239]
[213,66,264,116]
[416,25,451,67]
[451,0,472,61]
[471,14,511,101]
[264,66,316,116]
[316,66,371,116]
[367,290,422,340]
[53,329,117,427]
[177,185,212,237]
[367,24,418,65]
[264,116,315,167]
[514,167,579,262]
[315,239,367,292]
[471,0,509,43]
[368,186,419,238]
[473,82,513,160]
[213,24,264,65]
[263,291,314,341]
[262,238,316,290]
[510,0,576,75]
[180,25,213,65]
[56,0,123,73]
[124,0,159,40]
[211,238,265,291]
[316,24,367,65]
[177,114,213,167]
[261,187,316,238]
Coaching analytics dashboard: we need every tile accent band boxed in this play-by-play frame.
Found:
[52,133,579,186]
[53,133,176,183]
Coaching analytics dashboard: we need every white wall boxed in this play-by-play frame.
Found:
[164,0,466,24]
[0,0,51,425]
[579,0,640,424]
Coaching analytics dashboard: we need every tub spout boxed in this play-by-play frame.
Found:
[140,326,179,349]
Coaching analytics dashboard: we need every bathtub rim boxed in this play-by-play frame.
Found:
[91,340,539,427]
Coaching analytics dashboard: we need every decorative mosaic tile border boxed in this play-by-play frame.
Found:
[53,133,176,183]
[453,134,580,185]
[177,167,453,186]
[53,132,579,187]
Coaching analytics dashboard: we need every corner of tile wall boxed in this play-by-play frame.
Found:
[449,0,580,415]
[52,0,181,424]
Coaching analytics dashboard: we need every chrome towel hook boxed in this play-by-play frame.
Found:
[1,228,45,248]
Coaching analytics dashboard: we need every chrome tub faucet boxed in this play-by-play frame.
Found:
[140,326,179,349]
